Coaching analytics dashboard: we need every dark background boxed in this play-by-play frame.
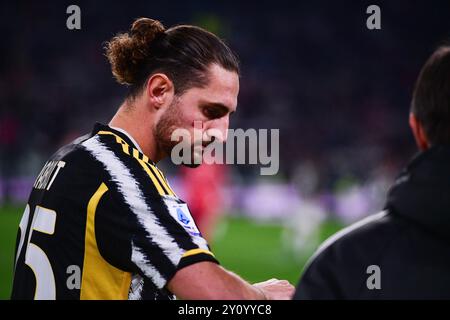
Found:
[2,1,450,185]
[1,0,450,299]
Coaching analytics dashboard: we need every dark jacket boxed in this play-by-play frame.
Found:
[294,146,450,299]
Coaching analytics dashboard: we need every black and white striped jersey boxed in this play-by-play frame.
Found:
[11,123,218,300]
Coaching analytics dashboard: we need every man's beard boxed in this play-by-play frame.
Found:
[154,100,202,168]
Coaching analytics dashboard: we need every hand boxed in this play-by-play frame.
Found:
[253,278,295,300]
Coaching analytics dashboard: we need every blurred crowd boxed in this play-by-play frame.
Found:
[1,1,450,225]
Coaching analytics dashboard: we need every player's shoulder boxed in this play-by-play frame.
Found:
[49,132,98,167]
[78,123,176,199]
[30,130,105,195]
[44,123,134,180]
[52,123,144,172]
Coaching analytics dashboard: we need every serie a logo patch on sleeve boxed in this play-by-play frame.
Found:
[164,197,202,237]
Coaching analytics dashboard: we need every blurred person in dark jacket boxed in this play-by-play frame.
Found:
[294,46,450,299]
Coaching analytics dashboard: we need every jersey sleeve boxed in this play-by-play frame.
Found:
[95,185,219,290]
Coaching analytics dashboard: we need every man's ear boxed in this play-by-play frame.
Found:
[145,73,175,110]
[409,113,430,150]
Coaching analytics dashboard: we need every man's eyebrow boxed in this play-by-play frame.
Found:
[201,102,231,113]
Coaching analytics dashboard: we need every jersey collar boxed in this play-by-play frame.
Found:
[109,125,144,154]
[92,122,154,163]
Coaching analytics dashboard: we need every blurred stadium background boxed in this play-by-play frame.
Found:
[1,0,450,299]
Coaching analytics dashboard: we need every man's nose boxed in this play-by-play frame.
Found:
[205,116,229,143]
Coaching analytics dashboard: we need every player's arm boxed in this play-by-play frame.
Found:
[168,261,294,300]
[96,184,293,300]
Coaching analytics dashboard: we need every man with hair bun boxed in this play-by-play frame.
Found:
[11,17,294,300]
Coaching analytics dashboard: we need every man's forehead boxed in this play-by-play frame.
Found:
[207,63,239,84]
[202,64,239,107]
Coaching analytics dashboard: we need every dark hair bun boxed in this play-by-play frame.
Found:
[105,18,166,85]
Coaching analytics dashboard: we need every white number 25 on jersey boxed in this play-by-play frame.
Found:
[16,204,57,300]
